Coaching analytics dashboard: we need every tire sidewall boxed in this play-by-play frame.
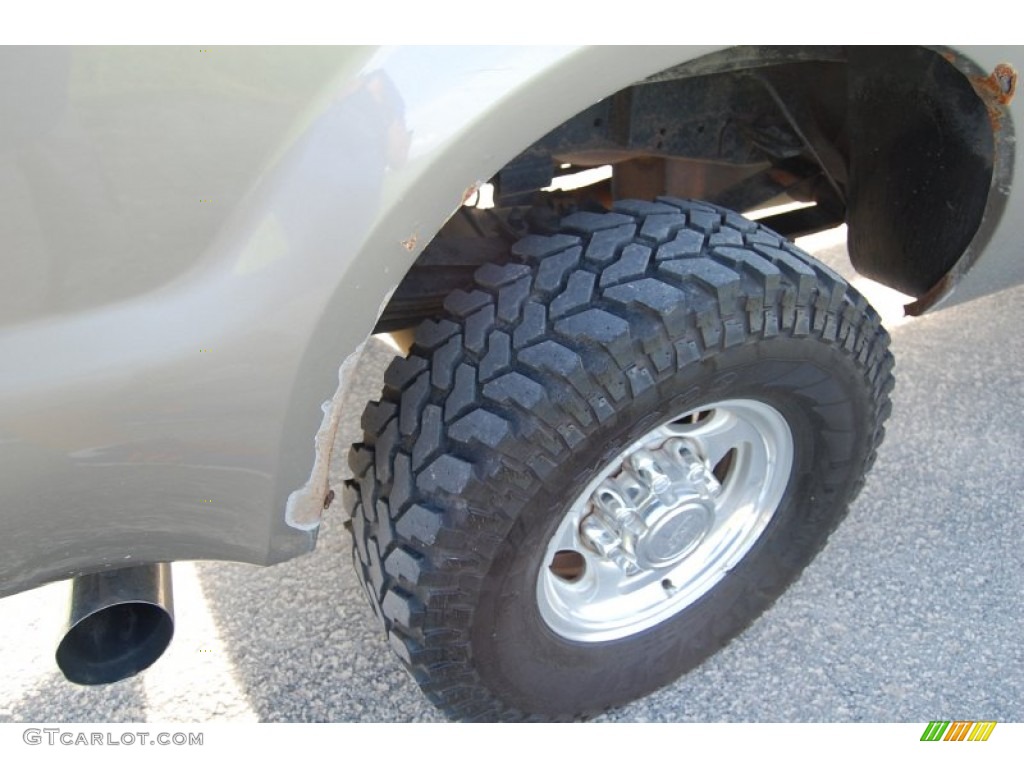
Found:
[469,333,874,716]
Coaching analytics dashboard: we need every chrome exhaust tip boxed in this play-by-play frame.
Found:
[56,563,174,685]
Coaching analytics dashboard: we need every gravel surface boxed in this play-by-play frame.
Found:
[1,231,1021,722]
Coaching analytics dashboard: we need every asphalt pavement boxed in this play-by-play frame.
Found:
[1,229,1021,722]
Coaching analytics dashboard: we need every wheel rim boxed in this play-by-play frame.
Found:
[536,399,794,643]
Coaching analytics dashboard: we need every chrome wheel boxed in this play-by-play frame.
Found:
[537,399,794,642]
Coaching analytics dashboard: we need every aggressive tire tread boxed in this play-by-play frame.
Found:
[345,197,895,721]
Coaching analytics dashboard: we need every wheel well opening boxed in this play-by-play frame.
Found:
[375,45,998,333]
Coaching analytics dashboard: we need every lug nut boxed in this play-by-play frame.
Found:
[629,450,672,493]
[580,515,621,558]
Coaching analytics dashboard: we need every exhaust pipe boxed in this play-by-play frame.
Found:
[56,563,174,685]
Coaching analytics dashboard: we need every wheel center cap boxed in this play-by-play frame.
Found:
[636,502,714,568]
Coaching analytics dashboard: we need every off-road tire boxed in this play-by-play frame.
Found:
[344,198,895,721]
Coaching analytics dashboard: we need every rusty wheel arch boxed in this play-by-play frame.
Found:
[380,46,1011,331]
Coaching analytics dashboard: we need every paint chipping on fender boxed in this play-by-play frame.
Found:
[285,286,399,531]
[462,181,484,205]
[284,339,368,530]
